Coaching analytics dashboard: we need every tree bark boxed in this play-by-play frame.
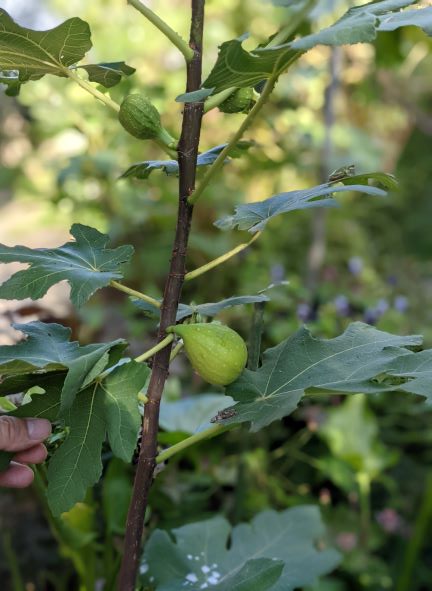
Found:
[117,3,205,589]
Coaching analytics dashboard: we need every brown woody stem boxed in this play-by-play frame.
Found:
[117,2,205,589]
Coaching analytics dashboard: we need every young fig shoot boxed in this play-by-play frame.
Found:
[166,323,248,386]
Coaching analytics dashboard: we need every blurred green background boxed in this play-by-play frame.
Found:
[1,0,432,590]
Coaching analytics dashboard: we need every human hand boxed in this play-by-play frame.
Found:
[0,417,52,488]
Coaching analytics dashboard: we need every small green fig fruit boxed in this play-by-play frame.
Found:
[219,87,255,114]
[167,323,247,386]
[118,94,175,146]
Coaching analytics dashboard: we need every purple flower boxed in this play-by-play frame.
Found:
[348,256,363,276]
[364,308,379,325]
[297,302,311,322]
[376,508,402,534]
[375,298,389,316]
[394,295,409,313]
[334,294,350,317]
[335,532,357,552]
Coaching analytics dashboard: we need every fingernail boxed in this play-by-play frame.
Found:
[26,419,52,441]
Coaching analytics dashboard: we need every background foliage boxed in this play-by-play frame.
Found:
[0,0,432,590]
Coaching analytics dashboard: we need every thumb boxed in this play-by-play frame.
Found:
[0,417,51,452]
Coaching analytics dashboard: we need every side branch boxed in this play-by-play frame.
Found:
[117,2,205,589]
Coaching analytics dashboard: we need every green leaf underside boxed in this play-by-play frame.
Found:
[0,9,91,81]
[215,177,388,233]
[47,361,148,515]
[134,294,270,321]
[221,323,422,432]
[0,224,134,307]
[10,374,64,420]
[387,350,432,403]
[77,62,135,88]
[120,142,254,180]
[0,321,127,412]
[159,394,235,434]
[141,506,340,590]
[187,0,432,97]
[47,382,105,516]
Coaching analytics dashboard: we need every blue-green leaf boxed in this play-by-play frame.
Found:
[141,507,340,590]
[160,394,235,434]
[215,177,387,233]
[120,142,254,180]
[134,294,270,321]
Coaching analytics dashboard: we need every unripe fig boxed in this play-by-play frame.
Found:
[219,87,255,114]
[118,94,175,146]
[166,323,247,386]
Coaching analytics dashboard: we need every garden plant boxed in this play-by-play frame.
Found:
[0,1,432,590]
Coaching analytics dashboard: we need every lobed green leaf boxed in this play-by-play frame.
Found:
[0,321,127,413]
[47,361,148,515]
[215,176,388,233]
[0,224,134,307]
[141,506,340,590]
[221,323,422,431]
[0,10,134,93]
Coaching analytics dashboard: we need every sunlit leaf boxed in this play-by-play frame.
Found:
[141,507,340,590]
[0,10,134,93]
[0,9,91,82]
[0,224,134,307]
[319,395,397,477]
[221,323,422,431]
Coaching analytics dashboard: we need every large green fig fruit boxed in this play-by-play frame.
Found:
[118,94,175,146]
[167,323,248,386]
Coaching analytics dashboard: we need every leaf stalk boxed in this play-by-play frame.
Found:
[110,280,161,308]
[134,334,174,363]
[63,68,120,112]
[156,423,230,463]
[185,231,261,281]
